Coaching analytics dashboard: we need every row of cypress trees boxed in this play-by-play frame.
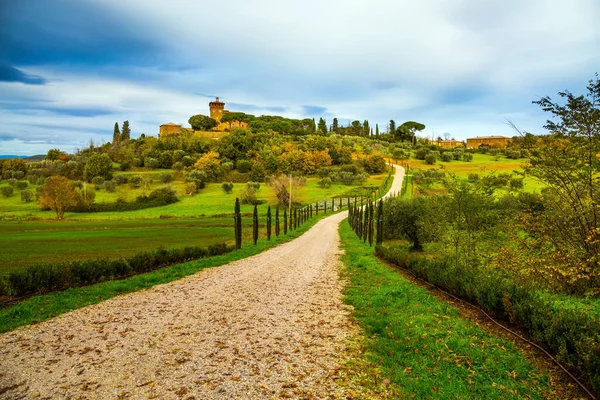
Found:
[233,197,370,248]
[349,198,384,246]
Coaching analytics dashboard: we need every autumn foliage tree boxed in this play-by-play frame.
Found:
[39,176,79,220]
[523,74,600,290]
[193,151,223,181]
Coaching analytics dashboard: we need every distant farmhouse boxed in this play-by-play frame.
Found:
[436,139,465,149]
[466,136,512,149]
[159,97,247,138]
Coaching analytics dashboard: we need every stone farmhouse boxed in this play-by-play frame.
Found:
[466,136,512,149]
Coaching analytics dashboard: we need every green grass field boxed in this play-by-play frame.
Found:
[0,173,386,220]
[0,171,389,273]
[339,223,553,398]
[0,218,235,275]
[406,153,545,195]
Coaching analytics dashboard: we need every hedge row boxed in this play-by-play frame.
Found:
[73,187,179,213]
[376,244,600,394]
[2,242,231,297]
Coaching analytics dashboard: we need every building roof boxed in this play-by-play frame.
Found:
[160,122,181,126]
[467,136,511,140]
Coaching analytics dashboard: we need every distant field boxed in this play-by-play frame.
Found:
[0,216,277,275]
[406,153,545,194]
[0,174,386,221]
[0,171,388,272]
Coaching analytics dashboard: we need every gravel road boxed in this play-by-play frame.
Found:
[0,166,404,399]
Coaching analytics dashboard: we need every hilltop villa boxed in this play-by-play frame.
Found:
[159,97,247,138]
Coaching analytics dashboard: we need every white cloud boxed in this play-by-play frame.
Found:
[1,0,599,154]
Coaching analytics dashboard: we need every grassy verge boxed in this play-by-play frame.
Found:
[0,210,333,333]
[339,222,552,399]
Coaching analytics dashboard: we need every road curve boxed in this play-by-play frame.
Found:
[0,165,404,399]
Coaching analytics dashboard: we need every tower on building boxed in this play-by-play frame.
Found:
[209,97,226,121]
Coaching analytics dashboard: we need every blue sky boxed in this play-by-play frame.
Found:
[0,0,598,155]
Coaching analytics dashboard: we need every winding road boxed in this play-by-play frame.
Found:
[0,166,404,399]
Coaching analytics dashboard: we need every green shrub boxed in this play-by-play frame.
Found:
[20,189,33,202]
[376,244,600,393]
[104,180,117,192]
[236,159,252,173]
[440,152,453,162]
[221,182,234,193]
[184,182,197,196]
[145,157,160,169]
[119,160,131,171]
[1,186,14,198]
[159,173,173,183]
[113,174,127,185]
[129,175,143,188]
[462,153,473,162]
[184,170,206,190]
[363,154,386,174]
[15,180,28,190]
[6,242,232,297]
[92,176,104,190]
[318,177,332,188]
[424,153,437,165]
[509,177,524,191]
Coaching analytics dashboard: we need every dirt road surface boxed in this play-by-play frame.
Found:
[0,166,404,399]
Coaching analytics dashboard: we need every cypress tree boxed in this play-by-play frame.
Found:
[283,208,288,234]
[113,122,120,145]
[376,199,384,245]
[376,123,380,137]
[121,120,131,141]
[234,198,242,249]
[275,208,280,237]
[252,205,258,245]
[367,202,373,247]
[267,205,272,240]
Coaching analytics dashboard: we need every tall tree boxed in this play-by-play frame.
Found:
[317,118,327,135]
[113,122,120,145]
[39,176,80,220]
[396,121,426,142]
[121,120,130,141]
[188,115,217,131]
[351,120,362,136]
[525,75,600,279]
[84,153,113,181]
[389,120,396,134]
[376,123,380,137]
[332,118,339,132]
[363,120,370,137]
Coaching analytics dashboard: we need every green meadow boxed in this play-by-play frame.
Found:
[0,171,388,273]
[406,152,545,194]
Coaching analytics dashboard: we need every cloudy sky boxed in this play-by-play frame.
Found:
[0,0,598,155]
